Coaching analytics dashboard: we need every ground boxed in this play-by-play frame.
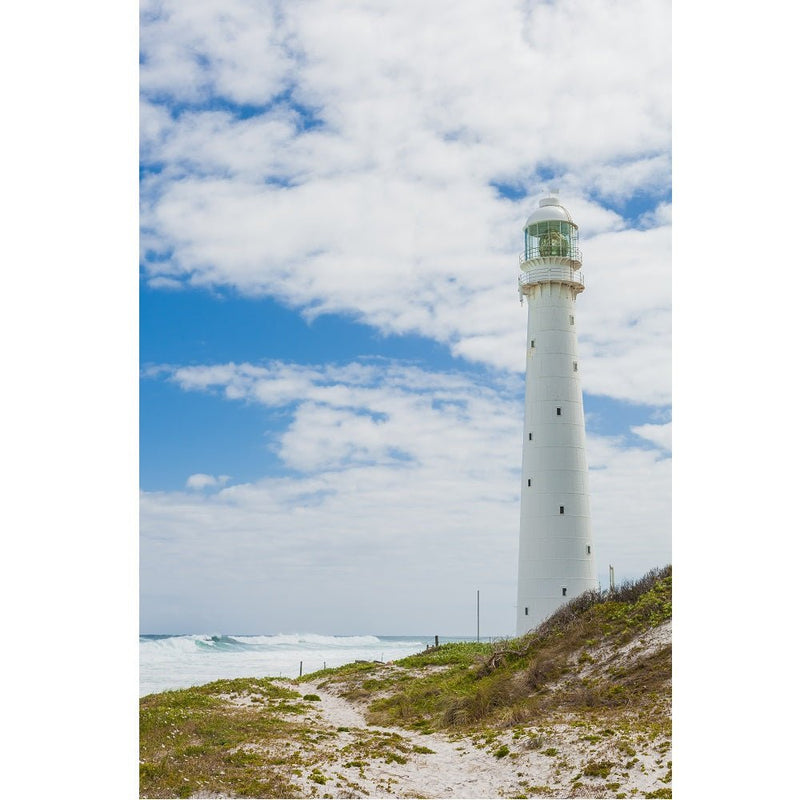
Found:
[141,572,672,799]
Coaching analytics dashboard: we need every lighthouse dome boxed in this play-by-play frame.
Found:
[524,195,575,228]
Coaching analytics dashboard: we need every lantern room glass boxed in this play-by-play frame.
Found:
[524,220,578,261]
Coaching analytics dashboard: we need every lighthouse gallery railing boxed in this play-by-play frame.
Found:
[518,262,585,290]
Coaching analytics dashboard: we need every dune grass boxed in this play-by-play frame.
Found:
[328,566,673,733]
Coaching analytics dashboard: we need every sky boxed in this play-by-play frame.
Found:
[137,0,672,636]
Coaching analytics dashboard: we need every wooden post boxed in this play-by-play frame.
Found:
[299,661,303,677]
[435,635,439,648]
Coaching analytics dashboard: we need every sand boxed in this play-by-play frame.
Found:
[259,620,672,799]
[191,621,671,798]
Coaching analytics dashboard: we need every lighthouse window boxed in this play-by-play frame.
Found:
[562,587,567,597]
[527,479,531,487]
[587,545,591,554]
[559,506,565,514]
[524,607,529,615]
[530,339,535,348]
[556,407,562,416]
[573,361,578,372]
[569,315,575,325]
[529,433,532,440]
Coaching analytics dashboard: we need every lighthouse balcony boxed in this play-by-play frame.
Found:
[520,247,582,267]
[519,262,585,291]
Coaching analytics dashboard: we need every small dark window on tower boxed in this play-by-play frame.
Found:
[527,479,531,487]
[530,339,535,348]
[587,545,591,554]
[573,361,578,372]
[524,607,529,615]
[569,315,575,325]
[556,407,562,416]
[529,432,532,440]
[559,506,565,514]
[562,587,567,597]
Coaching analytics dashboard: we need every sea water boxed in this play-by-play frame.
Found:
[139,633,471,696]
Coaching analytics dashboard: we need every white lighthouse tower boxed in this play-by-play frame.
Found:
[516,192,596,636]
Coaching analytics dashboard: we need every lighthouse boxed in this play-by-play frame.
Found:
[515,192,596,635]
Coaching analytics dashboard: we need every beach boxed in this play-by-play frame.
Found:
[274,635,671,799]
[140,620,672,798]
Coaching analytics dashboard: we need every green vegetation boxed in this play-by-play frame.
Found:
[140,566,671,798]
[337,566,673,733]
[396,641,495,668]
[296,659,380,684]
[139,678,307,798]
[583,759,614,778]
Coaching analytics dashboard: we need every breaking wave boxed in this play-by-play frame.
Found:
[139,632,431,696]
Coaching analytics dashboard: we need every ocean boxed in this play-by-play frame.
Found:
[139,633,474,697]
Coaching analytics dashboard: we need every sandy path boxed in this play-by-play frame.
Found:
[274,622,673,798]
[295,680,522,798]
[310,683,369,730]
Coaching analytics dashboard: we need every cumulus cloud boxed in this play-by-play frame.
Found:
[141,360,671,633]
[139,0,671,406]
[139,0,292,104]
[631,421,672,452]
[186,473,231,491]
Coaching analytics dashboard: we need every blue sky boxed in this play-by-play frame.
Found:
[138,0,672,636]
[140,283,667,492]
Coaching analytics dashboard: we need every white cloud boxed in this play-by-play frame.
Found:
[631,421,672,452]
[586,432,671,583]
[139,0,292,105]
[639,202,672,229]
[141,359,671,633]
[140,0,672,406]
[186,473,231,491]
[578,157,673,207]
[578,224,672,405]
[146,276,184,290]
